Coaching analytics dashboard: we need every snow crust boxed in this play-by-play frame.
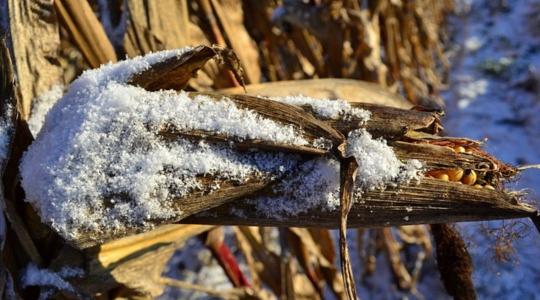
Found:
[21,264,83,300]
[444,0,540,297]
[346,129,423,190]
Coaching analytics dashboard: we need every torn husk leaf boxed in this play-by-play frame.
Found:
[339,157,359,300]
[127,45,246,92]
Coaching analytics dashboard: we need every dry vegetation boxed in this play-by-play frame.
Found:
[0,0,538,299]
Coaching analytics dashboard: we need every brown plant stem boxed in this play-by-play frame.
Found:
[431,224,477,300]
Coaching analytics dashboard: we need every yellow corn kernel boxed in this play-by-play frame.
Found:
[461,170,477,185]
[447,168,464,181]
[484,184,495,190]
[435,173,449,181]
[454,146,466,153]
[474,184,483,188]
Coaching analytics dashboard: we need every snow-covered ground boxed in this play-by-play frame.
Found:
[445,0,540,298]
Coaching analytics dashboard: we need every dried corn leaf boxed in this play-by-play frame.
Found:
[287,228,324,295]
[124,0,226,91]
[172,92,345,152]
[236,227,282,295]
[54,0,117,68]
[220,79,413,109]
[382,228,413,290]
[79,224,212,297]
[339,157,359,300]
[185,177,536,228]
[8,0,63,119]
[124,0,190,56]
[208,0,261,84]
[127,45,217,91]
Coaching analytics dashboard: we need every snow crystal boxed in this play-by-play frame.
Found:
[272,94,371,121]
[464,36,484,52]
[20,48,306,242]
[0,102,13,162]
[28,85,64,136]
[21,264,83,299]
[144,90,311,146]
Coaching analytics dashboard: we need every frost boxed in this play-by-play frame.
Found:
[346,129,423,190]
[28,85,64,136]
[21,264,84,300]
[272,94,371,121]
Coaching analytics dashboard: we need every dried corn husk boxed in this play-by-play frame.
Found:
[24,46,535,249]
